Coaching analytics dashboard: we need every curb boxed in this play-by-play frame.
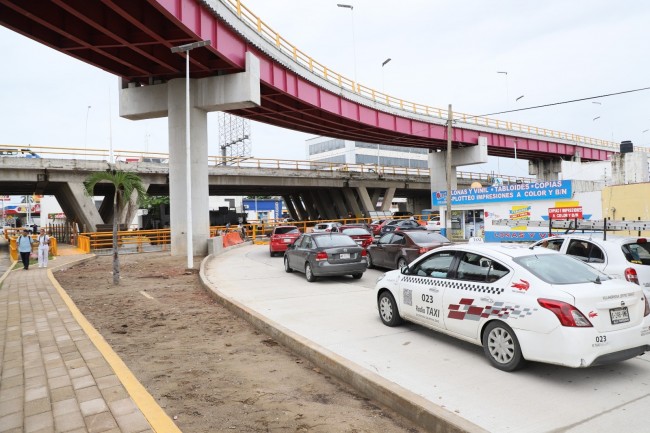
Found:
[48,254,182,433]
[198,253,487,433]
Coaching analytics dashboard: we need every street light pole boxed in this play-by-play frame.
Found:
[337,4,357,88]
[171,39,211,270]
[381,57,391,93]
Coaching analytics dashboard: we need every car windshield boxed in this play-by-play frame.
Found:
[622,241,650,265]
[514,254,611,285]
[314,235,357,248]
[407,231,450,244]
[341,228,369,236]
[274,227,299,235]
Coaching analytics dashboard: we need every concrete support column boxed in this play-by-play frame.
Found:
[282,195,300,221]
[316,190,337,219]
[168,79,209,256]
[380,188,396,211]
[331,189,348,219]
[98,191,115,224]
[342,187,363,218]
[429,137,488,194]
[55,182,104,233]
[529,159,562,181]
[370,189,382,210]
[121,182,149,228]
[355,186,375,217]
[300,194,319,220]
[309,191,327,220]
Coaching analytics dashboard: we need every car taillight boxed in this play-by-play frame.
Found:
[644,296,650,317]
[625,268,640,285]
[361,249,367,257]
[418,247,430,254]
[315,251,328,261]
[537,298,593,327]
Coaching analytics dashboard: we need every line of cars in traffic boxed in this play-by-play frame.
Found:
[267,219,650,371]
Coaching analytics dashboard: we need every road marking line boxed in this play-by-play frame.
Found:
[48,270,182,433]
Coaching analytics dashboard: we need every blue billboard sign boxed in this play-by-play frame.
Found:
[432,180,572,206]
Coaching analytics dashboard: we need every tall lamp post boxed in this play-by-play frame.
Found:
[381,57,391,93]
[337,4,357,88]
[171,39,211,270]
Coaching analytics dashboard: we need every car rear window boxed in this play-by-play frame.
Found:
[274,227,299,235]
[314,235,357,248]
[407,231,450,244]
[622,241,650,265]
[514,254,611,285]
[315,224,329,230]
[341,228,370,236]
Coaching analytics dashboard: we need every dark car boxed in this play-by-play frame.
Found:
[367,230,451,270]
[378,219,424,236]
[284,233,368,282]
[269,225,301,256]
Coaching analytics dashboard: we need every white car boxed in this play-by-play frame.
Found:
[531,235,650,292]
[375,243,650,371]
[312,222,342,233]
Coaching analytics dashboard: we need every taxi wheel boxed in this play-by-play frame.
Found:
[305,263,317,282]
[352,273,363,279]
[378,292,403,327]
[482,321,526,371]
[284,257,293,273]
[367,254,375,269]
[397,258,408,270]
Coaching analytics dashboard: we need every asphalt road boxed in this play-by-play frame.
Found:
[206,244,650,433]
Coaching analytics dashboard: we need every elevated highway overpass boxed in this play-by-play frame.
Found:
[0,154,522,232]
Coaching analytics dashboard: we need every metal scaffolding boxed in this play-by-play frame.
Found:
[217,113,251,164]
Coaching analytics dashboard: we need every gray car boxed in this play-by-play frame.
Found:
[284,233,368,282]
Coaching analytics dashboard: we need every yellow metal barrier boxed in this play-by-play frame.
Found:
[77,229,172,253]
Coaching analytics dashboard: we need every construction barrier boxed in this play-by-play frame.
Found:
[222,232,244,247]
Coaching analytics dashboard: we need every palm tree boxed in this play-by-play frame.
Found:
[84,170,147,285]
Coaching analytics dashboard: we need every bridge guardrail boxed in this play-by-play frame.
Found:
[223,0,649,154]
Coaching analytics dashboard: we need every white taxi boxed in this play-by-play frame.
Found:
[375,243,650,371]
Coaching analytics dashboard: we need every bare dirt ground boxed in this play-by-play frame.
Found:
[54,252,422,433]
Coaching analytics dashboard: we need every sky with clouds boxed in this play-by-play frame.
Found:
[1,0,649,178]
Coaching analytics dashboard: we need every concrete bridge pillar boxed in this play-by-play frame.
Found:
[370,189,382,210]
[330,189,348,219]
[428,137,488,193]
[281,195,298,221]
[342,187,363,218]
[380,188,396,211]
[55,182,103,233]
[355,186,375,216]
[120,52,261,257]
[528,159,562,181]
[300,194,319,220]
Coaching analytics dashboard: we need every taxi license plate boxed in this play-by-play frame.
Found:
[609,306,630,325]
[283,238,292,243]
[339,253,350,259]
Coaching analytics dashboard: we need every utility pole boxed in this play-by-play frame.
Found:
[446,104,453,238]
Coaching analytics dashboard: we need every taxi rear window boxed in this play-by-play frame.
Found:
[622,241,650,265]
[514,254,611,285]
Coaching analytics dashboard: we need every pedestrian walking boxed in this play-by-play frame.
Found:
[37,227,50,268]
[17,229,33,270]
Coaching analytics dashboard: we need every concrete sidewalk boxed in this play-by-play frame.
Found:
[0,246,176,433]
